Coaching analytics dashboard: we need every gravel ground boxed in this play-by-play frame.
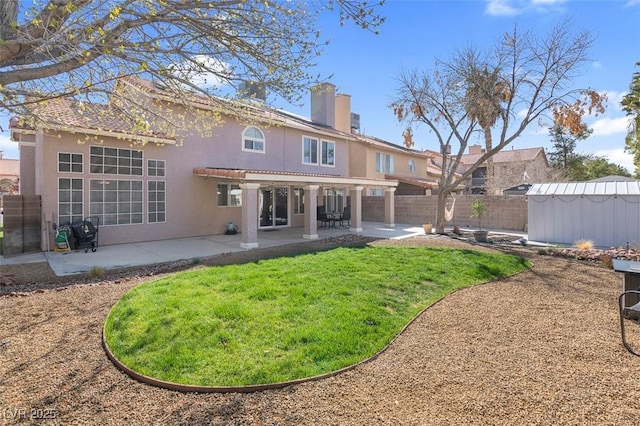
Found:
[1,235,640,425]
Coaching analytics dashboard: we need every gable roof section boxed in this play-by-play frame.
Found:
[461,147,546,166]
[527,181,640,196]
[10,97,176,145]
[118,76,355,141]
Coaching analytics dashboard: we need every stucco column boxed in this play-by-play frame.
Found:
[303,185,319,240]
[240,183,260,249]
[350,186,364,233]
[384,187,396,228]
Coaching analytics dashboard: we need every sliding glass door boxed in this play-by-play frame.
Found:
[259,187,288,228]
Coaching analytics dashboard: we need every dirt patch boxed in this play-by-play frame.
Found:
[1,234,638,425]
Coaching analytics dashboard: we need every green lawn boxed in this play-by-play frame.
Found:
[104,245,530,387]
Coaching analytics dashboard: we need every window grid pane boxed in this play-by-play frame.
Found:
[58,152,83,173]
[90,179,143,226]
[58,178,83,225]
[90,146,143,176]
[148,180,166,223]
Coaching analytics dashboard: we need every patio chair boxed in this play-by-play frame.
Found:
[338,206,351,228]
[618,290,640,356]
[317,206,332,228]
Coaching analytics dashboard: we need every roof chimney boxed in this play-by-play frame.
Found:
[469,144,484,155]
[310,82,335,128]
[335,93,351,133]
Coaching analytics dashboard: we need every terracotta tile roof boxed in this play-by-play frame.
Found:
[10,97,175,143]
[461,147,545,165]
[120,76,352,139]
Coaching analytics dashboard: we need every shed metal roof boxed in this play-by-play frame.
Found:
[527,181,640,196]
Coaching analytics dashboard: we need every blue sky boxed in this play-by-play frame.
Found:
[2,0,639,172]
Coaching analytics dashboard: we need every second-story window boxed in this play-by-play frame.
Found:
[303,136,318,165]
[321,140,335,166]
[408,159,415,173]
[375,152,394,174]
[243,127,265,153]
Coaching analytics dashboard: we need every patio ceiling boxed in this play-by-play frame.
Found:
[193,168,398,188]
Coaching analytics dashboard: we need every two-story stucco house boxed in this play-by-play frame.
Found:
[10,77,399,250]
[461,144,550,194]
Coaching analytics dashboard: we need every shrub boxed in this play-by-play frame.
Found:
[90,266,105,277]
[573,239,594,250]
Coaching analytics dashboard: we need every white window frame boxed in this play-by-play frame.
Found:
[57,152,83,173]
[90,179,143,226]
[217,183,242,207]
[321,140,335,167]
[242,126,265,153]
[148,159,166,177]
[375,152,394,174]
[148,180,166,223]
[408,159,416,174]
[58,177,84,225]
[302,136,319,165]
[90,146,143,176]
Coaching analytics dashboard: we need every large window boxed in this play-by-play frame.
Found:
[90,179,143,225]
[58,178,83,224]
[321,140,335,166]
[58,153,83,173]
[148,181,166,223]
[217,184,242,206]
[90,146,143,175]
[243,127,265,153]
[303,136,318,165]
[375,152,394,174]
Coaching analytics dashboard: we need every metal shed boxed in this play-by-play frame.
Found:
[527,181,640,248]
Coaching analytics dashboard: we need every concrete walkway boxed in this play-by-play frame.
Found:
[1,222,428,276]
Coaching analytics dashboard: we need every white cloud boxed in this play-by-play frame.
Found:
[172,55,231,89]
[531,0,566,4]
[626,0,640,7]
[594,148,635,173]
[590,116,630,137]
[486,0,520,16]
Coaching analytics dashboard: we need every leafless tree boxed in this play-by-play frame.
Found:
[392,21,606,234]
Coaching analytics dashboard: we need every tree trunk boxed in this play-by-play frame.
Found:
[0,1,18,40]
[435,190,447,234]
[483,126,494,194]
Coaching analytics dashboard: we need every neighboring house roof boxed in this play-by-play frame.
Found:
[0,158,19,177]
[527,181,640,196]
[194,168,397,187]
[461,147,547,166]
[352,133,430,157]
[9,97,176,145]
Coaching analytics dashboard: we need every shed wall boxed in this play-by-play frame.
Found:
[528,194,640,248]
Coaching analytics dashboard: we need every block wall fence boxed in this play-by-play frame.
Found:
[1,195,41,256]
[362,195,528,232]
